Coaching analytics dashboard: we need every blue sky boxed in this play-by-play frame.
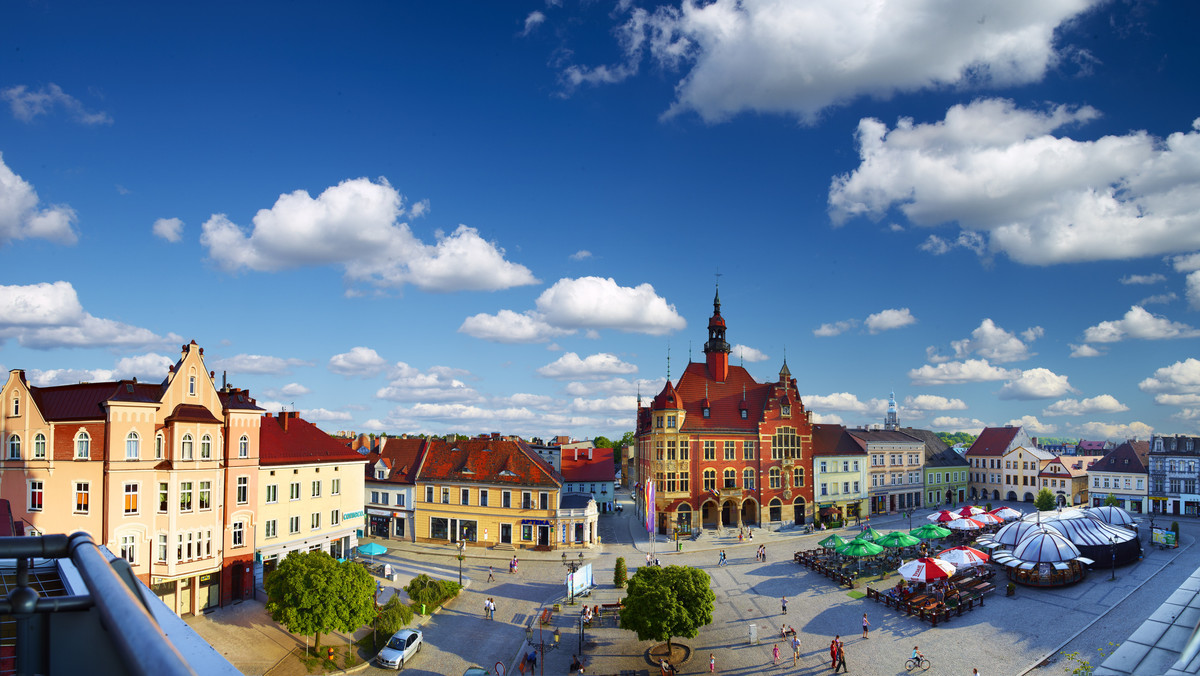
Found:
[3,0,1200,442]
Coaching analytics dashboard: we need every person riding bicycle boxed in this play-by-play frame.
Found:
[912,646,924,661]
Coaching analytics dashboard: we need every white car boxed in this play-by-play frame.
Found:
[376,628,422,669]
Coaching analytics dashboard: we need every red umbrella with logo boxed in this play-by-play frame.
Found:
[937,545,990,568]
[926,510,957,523]
[956,505,985,517]
[896,557,957,583]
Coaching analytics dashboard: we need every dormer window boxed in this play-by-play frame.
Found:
[781,405,791,416]
[667,415,676,428]
[740,409,748,419]
[376,470,386,479]
[703,407,710,418]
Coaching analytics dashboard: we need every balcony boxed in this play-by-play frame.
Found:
[0,532,238,676]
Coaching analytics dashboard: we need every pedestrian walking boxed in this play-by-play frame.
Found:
[709,653,716,673]
[762,546,766,563]
[781,596,787,615]
[483,598,490,619]
[791,635,801,666]
[834,641,847,673]
[972,670,980,676]
[862,612,870,638]
[829,636,840,670]
[487,566,495,582]
[647,553,653,565]
[772,643,780,664]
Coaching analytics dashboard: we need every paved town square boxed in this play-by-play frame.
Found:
[188,488,1199,676]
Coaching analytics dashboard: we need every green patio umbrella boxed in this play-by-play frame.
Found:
[818,533,848,549]
[910,523,952,540]
[857,527,884,541]
[837,539,884,557]
[875,531,921,548]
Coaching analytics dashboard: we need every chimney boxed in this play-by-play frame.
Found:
[574,448,578,461]
[588,447,593,460]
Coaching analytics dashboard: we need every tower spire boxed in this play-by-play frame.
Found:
[703,278,731,382]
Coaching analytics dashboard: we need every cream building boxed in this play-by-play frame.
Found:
[1001,445,1056,503]
[255,411,367,584]
[0,341,262,615]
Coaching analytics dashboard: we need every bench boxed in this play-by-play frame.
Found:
[539,608,553,625]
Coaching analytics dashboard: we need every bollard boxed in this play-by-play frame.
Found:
[421,604,426,615]
[749,623,758,645]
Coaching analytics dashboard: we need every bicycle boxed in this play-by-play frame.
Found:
[905,656,931,671]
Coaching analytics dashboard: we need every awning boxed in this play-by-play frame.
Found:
[1075,557,1095,566]
[819,506,841,516]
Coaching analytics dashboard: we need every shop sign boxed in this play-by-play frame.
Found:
[345,510,366,519]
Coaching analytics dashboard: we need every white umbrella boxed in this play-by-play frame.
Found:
[896,557,957,583]
[947,517,986,531]
[956,506,986,517]
[927,510,957,523]
[972,512,1003,526]
[990,507,1022,521]
[937,545,990,568]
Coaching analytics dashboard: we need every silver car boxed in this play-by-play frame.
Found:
[376,628,422,669]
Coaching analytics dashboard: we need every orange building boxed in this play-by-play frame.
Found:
[635,289,814,535]
[0,341,262,614]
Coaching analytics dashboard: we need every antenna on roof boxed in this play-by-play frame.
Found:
[689,341,692,363]
[666,342,671,381]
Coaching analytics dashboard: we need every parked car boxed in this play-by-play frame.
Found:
[376,628,422,669]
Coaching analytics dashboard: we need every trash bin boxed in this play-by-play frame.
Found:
[677,541,683,552]
[421,604,426,615]
[749,623,758,644]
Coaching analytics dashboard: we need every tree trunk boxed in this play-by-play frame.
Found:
[315,632,322,650]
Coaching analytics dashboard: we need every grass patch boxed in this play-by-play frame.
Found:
[846,590,866,599]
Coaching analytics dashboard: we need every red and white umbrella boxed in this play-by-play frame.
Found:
[896,557,957,583]
[989,507,1022,521]
[971,512,1003,526]
[927,510,957,523]
[947,517,986,531]
[937,545,990,568]
[956,505,985,517]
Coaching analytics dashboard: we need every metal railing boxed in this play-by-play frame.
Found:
[0,532,197,676]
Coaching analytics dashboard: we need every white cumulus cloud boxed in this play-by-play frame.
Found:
[114,353,173,381]
[931,416,988,434]
[375,362,479,403]
[0,153,78,246]
[830,100,1200,266]
[928,318,1039,363]
[535,277,685,335]
[1139,358,1200,395]
[200,177,537,292]
[865,308,916,334]
[998,367,1075,400]
[813,319,858,337]
[804,392,870,414]
[458,310,574,344]
[1043,395,1129,417]
[538,352,638,379]
[152,217,184,243]
[0,281,179,350]
[2,83,112,125]
[1005,415,1057,435]
[211,354,312,376]
[731,344,768,362]
[1083,306,1200,343]
[1120,273,1166,285]
[567,0,1100,123]
[1072,421,1154,441]
[328,347,389,377]
[909,359,1017,385]
[1069,343,1102,358]
[904,395,968,412]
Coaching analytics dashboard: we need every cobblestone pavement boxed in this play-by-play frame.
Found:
[191,491,1200,676]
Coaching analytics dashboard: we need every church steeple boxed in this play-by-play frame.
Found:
[884,390,899,430]
[703,283,731,382]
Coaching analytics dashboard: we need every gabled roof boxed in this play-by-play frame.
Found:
[560,446,616,483]
[1078,439,1108,451]
[259,412,368,466]
[416,438,560,487]
[811,424,867,457]
[218,388,264,411]
[898,427,952,460]
[367,437,426,484]
[29,381,149,421]
[926,447,970,468]
[846,428,922,444]
[966,427,1022,457]
[164,404,222,425]
[1091,441,1150,475]
[675,363,770,431]
[1007,445,1055,462]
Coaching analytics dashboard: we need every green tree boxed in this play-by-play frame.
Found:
[613,557,627,588]
[593,436,614,448]
[265,550,376,650]
[1035,488,1057,511]
[372,594,414,648]
[619,565,715,652]
[1103,493,1119,506]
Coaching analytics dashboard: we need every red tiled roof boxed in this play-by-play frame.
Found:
[651,380,682,410]
[811,424,866,457]
[218,388,264,411]
[260,412,369,466]
[368,437,427,484]
[675,363,769,431]
[416,438,559,487]
[560,446,616,482]
[164,404,222,425]
[966,427,1021,457]
[28,382,136,421]
[1092,441,1150,475]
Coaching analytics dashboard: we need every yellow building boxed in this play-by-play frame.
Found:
[414,436,566,549]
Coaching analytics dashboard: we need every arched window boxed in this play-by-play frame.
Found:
[200,434,212,460]
[181,434,194,460]
[125,431,139,460]
[33,433,45,459]
[155,434,164,459]
[723,468,736,488]
[7,434,20,460]
[238,435,249,458]
[703,469,717,491]
[11,396,18,417]
[768,467,781,489]
[188,368,197,396]
[742,468,755,490]
[75,431,90,459]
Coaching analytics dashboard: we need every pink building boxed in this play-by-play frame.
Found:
[0,341,262,615]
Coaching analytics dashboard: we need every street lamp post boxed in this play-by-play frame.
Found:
[457,541,465,586]
[525,623,560,676]
[562,551,584,605]
[1110,536,1117,581]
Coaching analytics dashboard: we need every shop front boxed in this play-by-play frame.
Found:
[368,508,392,538]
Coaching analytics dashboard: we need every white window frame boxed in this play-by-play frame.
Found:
[232,521,244,547]
[155,433,164,459]
[125,431,139,460]
[123,482,139,515]
[266,484,278,504]
[33,433,45,459]
[238,435,249,458]
[29,480,43,511]
[311,480,321,498]
[181,434,193,461]
[331,478,340,496]
[75,430,90,460]
[7,434,19,460]
[289,516,300,534]
[311,512,321,530]
[74,481,89,514]
[120,535,136,564]
[237,476,248,504]
[265,519,278,539]
[200,434,212,460]
[331,509,340,526]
